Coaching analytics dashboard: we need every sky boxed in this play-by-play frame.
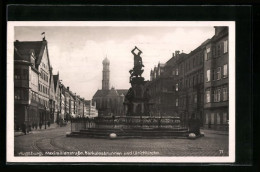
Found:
[15,26,215,100]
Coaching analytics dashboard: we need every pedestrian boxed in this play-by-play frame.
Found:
[47,121,50,127]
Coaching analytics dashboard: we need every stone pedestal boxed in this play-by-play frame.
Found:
[124,76,153,116]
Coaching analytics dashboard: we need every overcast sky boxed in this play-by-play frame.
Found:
[15,26,214,100]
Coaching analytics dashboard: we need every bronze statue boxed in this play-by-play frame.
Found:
[129,46,144,78]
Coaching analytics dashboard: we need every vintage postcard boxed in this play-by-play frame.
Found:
[6,21,235,163]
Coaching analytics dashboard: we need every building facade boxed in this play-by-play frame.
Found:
[14,38,52,129]
[83,100,98,118]
[49,67,56,123]
[14,37,91,129]
[203,27,229,130]
[14,45,39,130]
[53,74,60,123]
[148,26,229,130]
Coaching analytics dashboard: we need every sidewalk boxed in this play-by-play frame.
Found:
[14,123,61,137]
[200,129,229,136]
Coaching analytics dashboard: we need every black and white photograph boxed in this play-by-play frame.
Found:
[6,21,235,163]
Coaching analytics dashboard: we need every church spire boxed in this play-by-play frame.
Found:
[102,57,110,90]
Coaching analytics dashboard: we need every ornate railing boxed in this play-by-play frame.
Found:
[70,116,185,132]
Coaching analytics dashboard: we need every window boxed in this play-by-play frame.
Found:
[206,90,211,103]
[14,89,28,100]
[206,70,211,82]
[217,67,221,80]
[217,113,220,124]
[204,48,211,61]
[213,89,218,102]
[223,87,228,101]
[204,50,207,61]
[223,113,227,124]
[217,89,221,102]
[194,94,197,103]
[206,47,211,60]
[211,113,215,124]
[22,69,28,80]
[172,70,175,76]
[176,83,178,91]
[14,89,21,100]
[176,98,178,107]
[205,113,209,124]
[41,71,43,79]
[223,64,228,78]
[224,40,228,53]
[14,69,21,79]
[176,68,179,75]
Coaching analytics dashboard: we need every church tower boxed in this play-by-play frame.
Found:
[102,57,110,90]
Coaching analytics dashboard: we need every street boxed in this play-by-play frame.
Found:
[14,124,229,156]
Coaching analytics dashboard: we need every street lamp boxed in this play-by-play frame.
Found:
[74,93,76,117]
[44,105,47,129]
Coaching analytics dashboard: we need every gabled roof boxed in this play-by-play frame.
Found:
[116,89,128,96]
[53,74,59,92]
[200,39,211,46]
[14,41,43,58]
[14,39,50,69]
[93,90,110,98]
[93,89,128,98]
[106,88,119,97]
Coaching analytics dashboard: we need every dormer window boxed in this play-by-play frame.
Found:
[30,52,35,67]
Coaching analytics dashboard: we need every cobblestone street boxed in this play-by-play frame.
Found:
[14,124,229,157]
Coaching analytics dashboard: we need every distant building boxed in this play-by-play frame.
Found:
[148,52,187,117]
[83,100,98,118]
[93,57,128,116]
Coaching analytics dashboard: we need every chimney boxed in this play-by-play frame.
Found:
[175,50,180,58]
[214,26,227,36]
[67,87,69,91]
[172,52,175,58]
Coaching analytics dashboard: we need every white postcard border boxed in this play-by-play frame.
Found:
[7,21,235,163]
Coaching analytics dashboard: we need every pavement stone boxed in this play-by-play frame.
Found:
[14,126,229,157]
